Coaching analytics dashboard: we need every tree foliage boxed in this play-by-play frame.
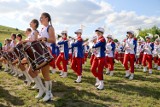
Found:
[138,26,160,41]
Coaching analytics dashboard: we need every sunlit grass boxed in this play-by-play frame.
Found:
[0,60,160,107]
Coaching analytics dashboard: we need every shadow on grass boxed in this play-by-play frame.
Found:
[0,86,24,106]
[0,104,8,107]
[134,74,160,83]
[113,69,160,83]
[109,83,160,100]
[50,81,118,107]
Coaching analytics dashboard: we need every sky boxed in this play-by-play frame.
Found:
[0,0,160,41]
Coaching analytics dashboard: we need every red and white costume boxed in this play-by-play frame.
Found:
[105,36,115,76]
[142,41,154,73]
[135,41,144,68]
[153,43,159,69]
[123,31,137,80]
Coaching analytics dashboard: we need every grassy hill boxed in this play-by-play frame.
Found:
[0,25,25,44]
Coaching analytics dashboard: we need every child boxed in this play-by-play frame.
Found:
[142,35,154,74]
[71,29,84,83]
[91,27,106,90]
[123,31,137,80]
[56,30,69,77]
[105,35,115,76]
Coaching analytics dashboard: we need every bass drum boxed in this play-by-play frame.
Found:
[24,41,53,71]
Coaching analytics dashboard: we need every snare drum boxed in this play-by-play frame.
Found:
[24,41,53,70]
[6,51,17,62]
[14,43,25,61]
[1,51,8,60]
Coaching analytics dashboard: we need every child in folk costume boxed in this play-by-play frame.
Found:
[56,31,69,78]
[142,35,154,74]
[90,36,97,65]
[123,31,137,80]
[105,35,116,76]
[91,27,106,90]
[153,38,160,69]
[135,39,144,69]
[71,29,84,83]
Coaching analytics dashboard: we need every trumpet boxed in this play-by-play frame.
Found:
[83,38,89,46]
[56,34,62,39]
[68,36,76,40]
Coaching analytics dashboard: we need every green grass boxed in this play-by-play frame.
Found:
[0,61,160,107]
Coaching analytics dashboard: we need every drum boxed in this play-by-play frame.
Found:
[24,41,53,71]
[6,51,17,62]
[0,51,8,60]
[14,43,25,61]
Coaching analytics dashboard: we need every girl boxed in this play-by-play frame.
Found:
[9,33,16,51]
[142,35,154,73]
[15,33,33,86]
[135,39,144,69]
[123,31,137,80]
[12,34,23,77]
[56,30,69,77]
[71,29,84,83]
[2,39,11,72]
[90,36,97,65]
[105,35,115,76]
[38,12,56,101]
[91,27,106,90]
[153,39,160,69]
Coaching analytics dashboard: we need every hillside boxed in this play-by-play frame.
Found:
[0,25,25,44]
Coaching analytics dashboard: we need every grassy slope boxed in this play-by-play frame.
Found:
[0,61,160,107]
[0,25,25,44]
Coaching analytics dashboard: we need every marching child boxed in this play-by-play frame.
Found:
[105,35,116,76]
[142,35,154,74]
[56,31,69,77]
[91,27,106,90]
[71,29,84,83]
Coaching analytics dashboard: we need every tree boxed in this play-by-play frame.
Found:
[139,26,160,41]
